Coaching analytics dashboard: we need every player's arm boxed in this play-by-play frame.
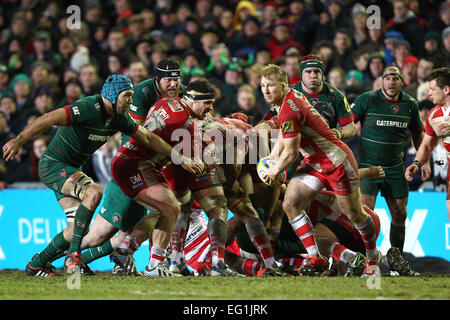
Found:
[268,130,284,160]
[405,133,438,181]
[264,134,300,185]
[131,126,204,175]
[338,121,356,140]
[2,108,68,161]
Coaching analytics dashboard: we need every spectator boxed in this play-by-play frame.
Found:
[233,1,257,31]
[315,0,351,42]
[205,43,230,84]
[0,109,14,189]
[267,19,304,61]
[234,84,264,126]
[107,52,129,75]
[328,28,354,72]
[141,9,157,31]
[261,1,278,37]
[350,3,368,50]
[220,57,245,113]
[126,14,148,50]
[423,31,443,63]
[393,39,412,68]
[327,66,346,91]
[401,55,419,98]
[91,133,121,183]
[228,15,267,57]
[57,36,77,72]
[29,135,49,181]
[10,73,33,113]
[290,0,319,54]
[56,78,84,109]
[366,52,385,85]
[255,48,272,67]
[217,9,235,43]
[199,31,220,66]
[133,39,152,74]
[282,53,301,86]
[417,58,435,85]
[78,63,102,96]
[345,69,364,89]
[362,17,386,55]
[437,26,450,66]
[127,60,148,85]
[382,30,403,66]
[246,63,270,114]
[352,49,370,82]
[387,0,425,56]
[180,50,205,85]
[0,65,12,98]
[312,40,335,68]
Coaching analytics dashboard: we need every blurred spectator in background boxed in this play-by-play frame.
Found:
[282,53,301,86]
[206,43,230,84]
[0,109,14,189]
[233,0,257,32]
[220,57,245,113]
[92,132,121,183]
[78,63,102,96]
[11,73,33,113]
[393,39,412,68]
[366,52,385,87]
[127,60,148,85]
[402,55,419,98]
[234,84,263,126]
[328,28,354,72]
[350,3,368,50]
[387,0,425,57]
[29,135,49,181]
[327,66,346,91]
[291,0,319,54]
[267,19,304,61]
[56,78,84,109]
[315,0,351,43]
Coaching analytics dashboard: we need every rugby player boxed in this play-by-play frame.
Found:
[352,66,425,255]
[405,67,450,222]
[258,64,380,277]
[2,74,199,276]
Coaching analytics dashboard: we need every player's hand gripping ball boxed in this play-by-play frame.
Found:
[257,157,287,186]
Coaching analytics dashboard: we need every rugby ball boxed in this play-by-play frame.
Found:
[256,157,287,186]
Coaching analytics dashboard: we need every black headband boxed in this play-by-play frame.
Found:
[382,72,403,82]
[156,67,181,80]
[186,92,215,101]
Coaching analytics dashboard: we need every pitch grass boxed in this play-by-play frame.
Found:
[0,270,449,300]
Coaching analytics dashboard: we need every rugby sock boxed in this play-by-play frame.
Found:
[81,240,114,264]
[242,259,261,276]
[289,212,320,257]
[148,247,166,269]
[245,217,275,269]
[390,223,405,253]
[170,212,189,264]
[268,226,280,251]
[69,204,94,253]
[30,231,70,268]
[355,215,378,260]
[330,242,357,262]
[207,218,226,268]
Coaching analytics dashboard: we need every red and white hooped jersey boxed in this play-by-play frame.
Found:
[277,88,348,173]
[114,97,199,170]
[425,105,450,161]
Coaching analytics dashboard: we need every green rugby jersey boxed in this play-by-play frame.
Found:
[42,95,138,167]
[291,81,353,128]
[351,89,423,168]
[122,77,186,144]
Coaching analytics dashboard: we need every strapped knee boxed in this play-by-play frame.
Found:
[70,174,95,200]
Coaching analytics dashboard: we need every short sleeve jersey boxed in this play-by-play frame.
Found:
[122,77,187,144]
[351,89,424,168]
[291,81,353,128]
[425,105,450,161]
[42,95,138,167]
[119,97,197,169]
[277,88,348,173]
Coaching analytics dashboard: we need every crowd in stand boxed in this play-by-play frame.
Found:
[0,0,449,191]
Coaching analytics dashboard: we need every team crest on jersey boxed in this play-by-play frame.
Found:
[310,98,319,106]
[391,105,399,114]
[59,169,66,177]
[281,120,294,134]
[112,213,121,223]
